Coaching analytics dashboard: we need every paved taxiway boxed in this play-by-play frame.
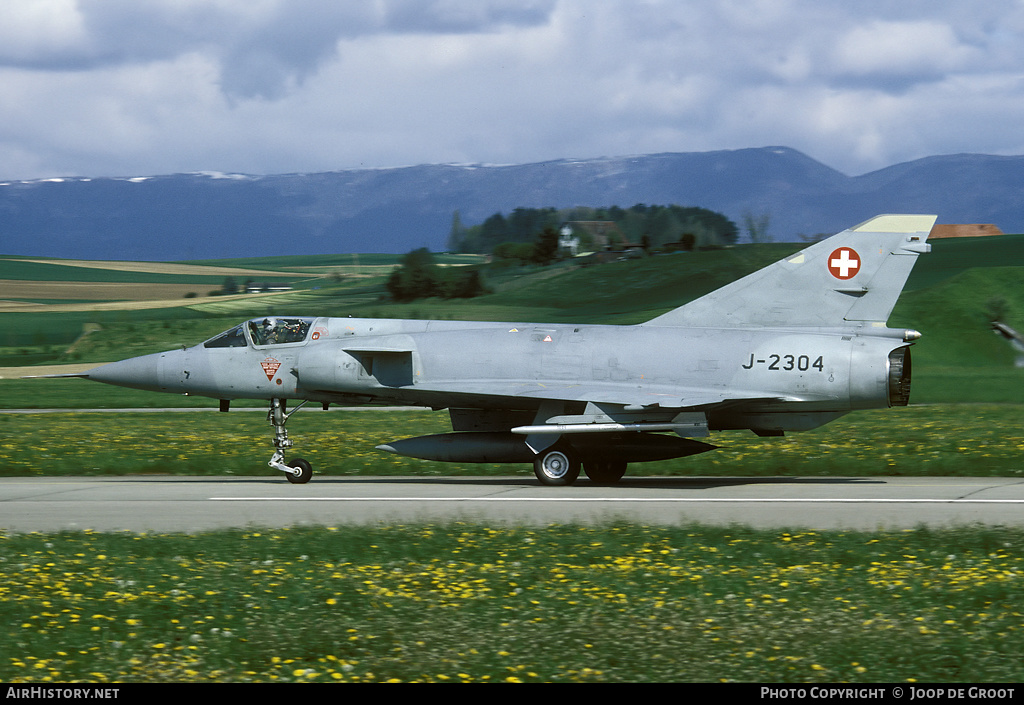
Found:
[1,475,1022,532]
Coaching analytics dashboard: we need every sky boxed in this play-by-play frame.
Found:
[2,0,1024,182]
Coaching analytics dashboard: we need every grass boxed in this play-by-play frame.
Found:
[0,309,231,351]
[2,404,1022,479]
[180,252,484,270]
[910,367,1024,404]
[0,258,228,284]
[901,234,1024,291]
[1,523,1021,683]
[894,267,1024,369]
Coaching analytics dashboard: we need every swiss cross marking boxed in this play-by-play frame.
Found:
[828,247,860,279]
[260,357,281,380]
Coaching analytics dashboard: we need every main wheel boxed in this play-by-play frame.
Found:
[584,460,627,485]
[533,447,580,486]
[286,458,313,484]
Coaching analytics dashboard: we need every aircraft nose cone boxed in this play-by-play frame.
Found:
[86,352,163,391]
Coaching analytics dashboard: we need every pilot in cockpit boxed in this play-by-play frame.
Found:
[262,317,278,344]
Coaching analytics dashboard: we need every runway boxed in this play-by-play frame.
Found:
[1,475,1023,532]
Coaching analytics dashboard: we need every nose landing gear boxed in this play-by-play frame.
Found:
[266,398,313,484]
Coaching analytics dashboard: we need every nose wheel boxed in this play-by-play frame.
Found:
[284,458,313,484]
[266,398,313,484]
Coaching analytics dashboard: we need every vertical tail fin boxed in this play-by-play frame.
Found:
[643,214,936,328]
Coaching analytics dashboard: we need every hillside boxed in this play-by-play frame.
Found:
[1,232,1022,409]
[0,233,1020,365]
[3,147,1024,260]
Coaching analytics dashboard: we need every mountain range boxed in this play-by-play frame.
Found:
[1,146,1022,261]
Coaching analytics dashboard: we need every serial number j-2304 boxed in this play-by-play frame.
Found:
[741,353,824,372]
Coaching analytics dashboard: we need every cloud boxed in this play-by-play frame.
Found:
[831,20,978,83]
[0,0,556,98]
[2,0,1024,181]
[0,0,89,65]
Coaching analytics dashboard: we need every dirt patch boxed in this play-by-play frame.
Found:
[0,363,94,379]
[18,258,294,277]
[0,280,214,302]
[0,286,294,313]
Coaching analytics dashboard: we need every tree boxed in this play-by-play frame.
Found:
[387,247,489,301]
[508,207,557,242]
[454,203,738,254]
[650,207,683,248]
[478,213,510,252]
[446,210,466,252]
[438,269,488,299]
[494,241,536,264]
[531,227,560,265]
[386,248,438,301]
[743,210,772,243]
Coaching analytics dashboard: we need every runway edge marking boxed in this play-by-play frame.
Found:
[209,497,1024,504]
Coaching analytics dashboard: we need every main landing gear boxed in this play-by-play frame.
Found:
[266,398,313,484]
[533,445,580,486]
[532,444,628,486]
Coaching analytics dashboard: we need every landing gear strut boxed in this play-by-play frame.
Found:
[266,398,313,484]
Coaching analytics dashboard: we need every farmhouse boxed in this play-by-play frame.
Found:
[930,224,1004,239]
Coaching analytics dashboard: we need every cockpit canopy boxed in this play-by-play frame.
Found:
[203,317,314,349]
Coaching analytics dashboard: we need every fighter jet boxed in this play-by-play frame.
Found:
[39,214,935,486]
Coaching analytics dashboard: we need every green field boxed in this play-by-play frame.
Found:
[4,234,1024,364]
[2,403,1022,480]
[2,524,1021,683]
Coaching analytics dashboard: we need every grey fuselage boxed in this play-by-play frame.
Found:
[91,315,910,435]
